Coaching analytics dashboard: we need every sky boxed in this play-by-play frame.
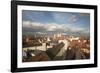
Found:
[22,10,90,36]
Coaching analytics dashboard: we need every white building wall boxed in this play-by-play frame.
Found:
[23,43,46,51]
[58,39,70,50]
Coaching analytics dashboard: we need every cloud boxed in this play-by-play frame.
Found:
[52,12,69,24]
[22,21,89,35]
[22,21,68,32]
[23,21,45,29]
[52,12,79,23]
[22,10,46,21]
[53,12,66,20]
[67,14,79,22]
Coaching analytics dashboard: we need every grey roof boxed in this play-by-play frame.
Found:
[46,42,65,59]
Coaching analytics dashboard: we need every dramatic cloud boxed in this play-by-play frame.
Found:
[22,21,90,36]
[22,21,68,32]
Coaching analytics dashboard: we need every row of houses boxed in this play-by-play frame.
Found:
[22,35,90,62]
